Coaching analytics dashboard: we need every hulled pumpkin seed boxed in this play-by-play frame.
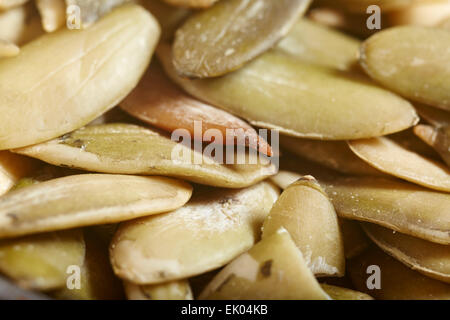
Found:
[0,39,19,57]
[389,128,441,160]
[124,280,193,300]
[110,182,279,284]
[0,229,85,290]
[321,176,450,244]
[14,124,277,188]
[65,0,131,28]
[0,4,160,150]
[199,228,330,300]
[159,44,418,140]
[360,26,450,111]
[275,18,361,72]
[172,0,312,78]
[0,0,28,10]
[362,222,450,284]
[340,218,370,259]
[36,0,65,32]
[320,284,373,300]
[269,170,302,190]
[120,62,272,156]
[414,124,450,167]
[0,151,39,196]
[262,176,345,277]
[348,246,450,300]
[348,136,450,192]
[161,0,217,8]
[0,174,193,238]
[281,136,384,176]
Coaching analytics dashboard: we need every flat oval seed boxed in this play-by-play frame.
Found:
[0,151,39,196]
[124,280,193,300]
[360,26,450,111]
[159,45,419,140]
[14,124,277,188]
[199,229,330,300]
[275,18,361,72]
[262,176,345,277]
[0,39,19,57]
[121,62,272,156]
[321,176,450,244]
[348,137,450,192]
[281,136,384,176]
[36,0,65,32]
[348,246,450,300]
[110,182,279,284]
[0,4,160,150]
[0,229,85,290]
[161,0,217,8]
[362,223,450,284]
[173,0,312,78]
[0,174,193,239]
[320,284,373,300]
[269,170,302,190]
[414,125,450,167]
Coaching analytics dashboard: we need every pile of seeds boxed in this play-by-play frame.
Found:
[0,0,449,300]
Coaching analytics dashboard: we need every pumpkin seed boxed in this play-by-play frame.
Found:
[121,62,272,156]
[36,0,65,32]
[0,4,160,150]
[281,136,384,176]
[65,0,131,28]
[262,176,345,277]
[389,128,441,160]
[161,0,217,8]
[199,228,330,300]
[362,222,450,284]
[340,218,370,259]
[320,284,373,300]
[348,136,450,192]
[172,0,312,78]
[0,174,192,239]
[0,39,19,57]
[414,103,450,128]
[441,16,450,29]
[269,170,302,190]
[321,176,450,244]
[314,0,425,13]
[275,18,361,72]
[159,44,419,140]
[387,1,450,27]
[124,280,193,300]
[110,182,279,284]
[348,246,450,300]
[414,124,450,167]
[0,3,44,45]
[0,229,85,290]
[360,26,450,111]
[0,151,39,196]
[14,123,277,188]
[0,0,28,10]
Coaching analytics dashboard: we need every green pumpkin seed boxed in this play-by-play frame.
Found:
[262,176,345,277]
[360,26,450,111]
[0,151,39,196]
[348,136,450,192]
[340,218,370,259]
[320,284,373,300]
[199,228,330,300]
[14,124,276,188]
[321,176,450,244]
[348,246,450,300]
[0,229,85,290]
[362,222,450,284]
[110,182,279,284]
[414,124,450,167]
[124,280,193,300]
[159,44,418,140]
[0,4,160,150]
[275,18,361,72]
[281,136,384,176]
[0,174,192,239]
[173,0,312,78]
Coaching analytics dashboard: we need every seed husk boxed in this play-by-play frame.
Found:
[362,222,450,284]
[121,62,272,156]
[110,182,279,284]
[0,151,39,196]
[0,0,28,10]
[0,39,19,57]
[281,136,384,176]
[65,0,131,28]
[340,218,370,259]
[0,4,160,150]
[314,0,425,13]
[0,174,193,239]
[14,123,277,188]
[414,124,450,167]
[262,176,345,277]
[199,228,330,300]
[320,284,373,300]
[321,176,450,244]
[386,1,450,27]
[360,26,450,111]
[275,18,361,72]
[124,280,193,300]
[161,0,217,8]
[159,44,418,140]
[348,246,450,300]
[36,0,65,32]
[172,0,312,78]
[0,229,85,291]
[348,136,450,192]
